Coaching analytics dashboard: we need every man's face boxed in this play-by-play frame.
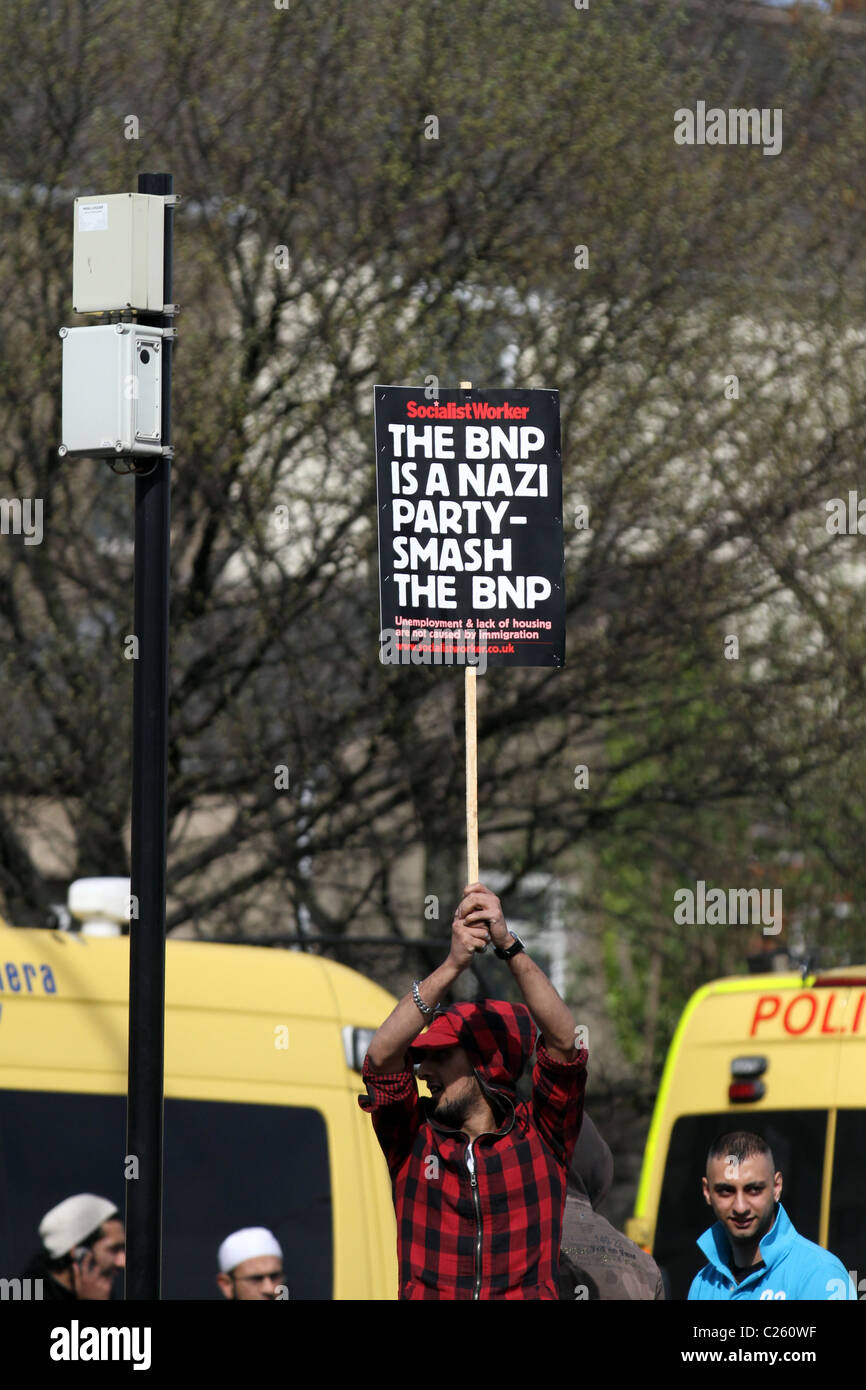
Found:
[702,1153,782,1251]
[218,1254,285,1301]
[416,1045,482,1129]
[73,1218,126,1299]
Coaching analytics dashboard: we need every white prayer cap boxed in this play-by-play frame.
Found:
[218,1227,283,1274]
[39,1194,119,1259]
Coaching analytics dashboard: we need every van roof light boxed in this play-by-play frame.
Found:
[67,877,131,937]
[812,972,866,986]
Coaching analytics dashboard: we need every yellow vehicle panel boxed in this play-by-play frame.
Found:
[628,970,866,1299]
[0,923,399,1300]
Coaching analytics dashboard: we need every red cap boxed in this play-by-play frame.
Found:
[405,1001,537,1090]
[407,1012,463,1055]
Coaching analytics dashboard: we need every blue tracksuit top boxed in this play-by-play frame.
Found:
[688,1202,856,1300]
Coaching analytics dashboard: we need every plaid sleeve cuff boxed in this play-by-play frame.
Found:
[536,1040,588,1071]
[358,1054,417,1111]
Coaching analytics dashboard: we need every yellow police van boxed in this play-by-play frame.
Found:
[0,883,399,1300]
[626,966,866,1299]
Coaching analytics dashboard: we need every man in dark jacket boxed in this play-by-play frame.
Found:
[19,1193,125,1301]
[360,881,587,1300]
[558,1113,664,1299]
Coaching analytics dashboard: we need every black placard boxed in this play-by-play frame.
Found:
[374,386,565,669]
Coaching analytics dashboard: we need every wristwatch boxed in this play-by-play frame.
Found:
[494,931,525,961]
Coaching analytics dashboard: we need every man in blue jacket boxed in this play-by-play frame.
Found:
[688,1131,854,1300]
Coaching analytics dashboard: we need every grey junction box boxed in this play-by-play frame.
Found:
[73,193,165,313]
[59,323,166,459]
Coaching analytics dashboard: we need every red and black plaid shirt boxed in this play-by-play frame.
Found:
[360,1027,587,1300]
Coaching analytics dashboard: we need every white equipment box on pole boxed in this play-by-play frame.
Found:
[73,193,165,313]
[58,323,166,459]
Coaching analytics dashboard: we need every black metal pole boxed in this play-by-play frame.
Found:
[125,171,173,1300]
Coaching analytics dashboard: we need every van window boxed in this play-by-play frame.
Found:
[828,1110,866,1284]
[0,1090,332,1298]
[652,1110,826,1299]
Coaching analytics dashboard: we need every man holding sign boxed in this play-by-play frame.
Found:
[359,881,587,1300]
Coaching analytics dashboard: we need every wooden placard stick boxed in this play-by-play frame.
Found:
[460,380,480,896]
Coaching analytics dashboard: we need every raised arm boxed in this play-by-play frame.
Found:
[365,908,491,1071]
[458,882,577,1061]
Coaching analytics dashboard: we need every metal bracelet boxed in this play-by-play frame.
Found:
[412,980,438,1016]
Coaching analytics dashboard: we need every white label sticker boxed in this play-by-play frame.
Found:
[78,202,109,232]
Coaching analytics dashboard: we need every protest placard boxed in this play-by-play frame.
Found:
[374,385,565,669]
